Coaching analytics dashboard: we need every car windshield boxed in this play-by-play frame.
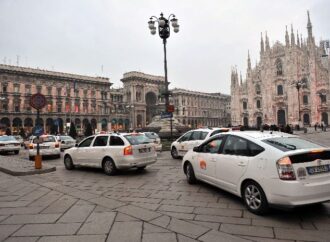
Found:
[14,136,22,140]
[144,132,159,139]
[33,136,56,143]
[0,136,17,142]
[124,134,151,145]
[263,137,324,152]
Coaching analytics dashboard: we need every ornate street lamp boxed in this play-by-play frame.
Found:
[292,78,307,123]
[148,13,179,112]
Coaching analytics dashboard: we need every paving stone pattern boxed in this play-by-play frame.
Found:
[0,132,329,241]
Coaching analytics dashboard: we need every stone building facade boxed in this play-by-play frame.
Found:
[0,64,117,135]
[231,12,330,127]
[121,72,231,129]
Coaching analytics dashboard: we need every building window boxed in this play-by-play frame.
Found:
[47,87,52,96]
[256,100,261,109]
[57,104,62,113]
[84,90,88,98]
[25,85,31,94]
[243,102,247,110]
[255,84,261,95]
[36,85,42,93]
[15,105,20,112]
[14,85,20,93]
[57,88,61,96]
[320,94,327,103]
[2,84,7,93]
[275,58,283,76]
[91,90,95,98]
[277,85,283,95]
[303,95,308,105]
[66,88,70,97]
[3,104,8,111]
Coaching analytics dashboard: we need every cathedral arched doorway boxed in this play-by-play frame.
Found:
[277,109,286,126]
[256,117,262,129]
[137,114,143,128]
[101,118,108,131]
[303,114,310,125]
[12,118,22,134]
[145,92,157,125]
[322,112,328,126]
[243,117,248,127]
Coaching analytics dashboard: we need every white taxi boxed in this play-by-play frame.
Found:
[0,136,21,155]
[182,131,330,214]
[63,133,157,175]
[171,128,230,159]
[28,135,61,160]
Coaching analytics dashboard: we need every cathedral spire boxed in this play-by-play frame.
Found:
[260,32,264,55]
[285,25,290,47]
[265,31,270,51]
[240,72,243,86]
[307,11,314,45]
[230,67,237,88]
[290,24,295,47]
[247,50,251,71]
[297,30,300,47]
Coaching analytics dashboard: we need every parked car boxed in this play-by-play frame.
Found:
[56,135,76,151]
[0,135,21,154]
[182,131,330,215]
[142,132,162,152]
[171,128,230,159]
[28,135,61,160]
[14,135,24,147]
[24,136,35,149]
[63,133,157,175]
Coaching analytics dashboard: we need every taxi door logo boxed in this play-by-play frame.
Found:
[200,160,206,170]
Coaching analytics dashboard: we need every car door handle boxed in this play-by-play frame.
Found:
[238,161,246,167]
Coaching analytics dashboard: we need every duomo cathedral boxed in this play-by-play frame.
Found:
[231,12,330,127]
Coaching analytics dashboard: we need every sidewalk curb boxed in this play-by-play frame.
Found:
[0,166,56,176]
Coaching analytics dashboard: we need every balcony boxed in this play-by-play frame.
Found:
[273,95,287,103]
[316,81,329,92]
[317,103,328,112]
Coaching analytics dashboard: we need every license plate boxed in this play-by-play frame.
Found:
[306,164,330,175]
[139,148,150,153]
[39,146,49,149]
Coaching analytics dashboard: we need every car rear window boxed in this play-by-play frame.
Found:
[263,137,323,152]
[33,136,56,143]
[60,136,73,141]
[144,133,159,139]
[124,134,151,145]
[0,136,16,142]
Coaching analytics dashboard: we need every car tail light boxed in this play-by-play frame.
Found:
[14,143,20,146]
[29,144,34,149]
[276,157,296,180]
[124,145,133,155]
[55,143,60,148]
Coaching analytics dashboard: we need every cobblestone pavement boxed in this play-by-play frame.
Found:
[0,131,330,241]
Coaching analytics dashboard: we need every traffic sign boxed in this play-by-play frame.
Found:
[167,105,174,113]
[161,112,173,119]
[30,93,47,110]
[33,125,44,136]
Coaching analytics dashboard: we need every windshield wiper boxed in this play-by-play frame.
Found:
[267,140,296,150]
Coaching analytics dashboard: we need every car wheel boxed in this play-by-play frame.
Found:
[103,158,117,176]
[137,166,146,171]
[64,155,74,170]
[29,156,34,161]
[185,162,197,184]
[242,181,269,215]
[171,147,179,159]
[14,150,19,155]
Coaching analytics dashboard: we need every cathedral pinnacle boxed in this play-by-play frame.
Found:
[307,11,314,45]
[291,24,295,46]
[285,25,290,47]
[297,30,300,47]
[265,31,270,51]
[260,32,264,54]
[247,50,251,70]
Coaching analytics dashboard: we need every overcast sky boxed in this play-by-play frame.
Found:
[0,0,329,94]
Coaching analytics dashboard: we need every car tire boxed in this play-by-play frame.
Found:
[137,166,146,171]
[171,147,179,159]
[14,150,19,155]
[103,158,117,176]
[29,156,34,161]
[185,162,197,184]
[56,154,61,159]
[64,155,74,170]
[242,181,269,215]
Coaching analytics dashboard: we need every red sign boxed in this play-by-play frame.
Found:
[167,105,175,113]
[30,93,47,110]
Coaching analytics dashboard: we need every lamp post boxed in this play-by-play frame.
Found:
[292,78,306,124]
[126,105,134,132]
[148,13,179,113]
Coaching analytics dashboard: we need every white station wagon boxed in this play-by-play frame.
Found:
[63,133,157,175]
[182,131,330,215]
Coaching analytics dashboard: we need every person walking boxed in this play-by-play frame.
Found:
[321,122,324,131]
[314,122,318,131]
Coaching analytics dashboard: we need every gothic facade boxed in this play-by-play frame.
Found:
[231,12,330,127]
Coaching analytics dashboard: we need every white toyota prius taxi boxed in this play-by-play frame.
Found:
[182,131,330,214]
[64,133,157,175]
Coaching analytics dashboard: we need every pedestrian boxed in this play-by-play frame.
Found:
[314,122,317,131]
[321,122,324,131]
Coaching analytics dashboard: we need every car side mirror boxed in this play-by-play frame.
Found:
[193,146,200,152]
